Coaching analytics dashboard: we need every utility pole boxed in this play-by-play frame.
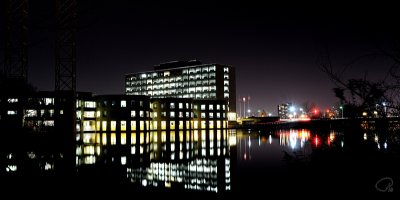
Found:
[55,0,77,175]
[4,0,29,82]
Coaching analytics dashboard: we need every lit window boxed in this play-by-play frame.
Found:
[102,134,107,145]
[161,121,166,130]
[217,113,220,118]
[7,110,17,115]
[96,121,100,131]
[210,113,214,118]
[102,121,107,131]
[111,133,116,145]
[26,110,37,117]
[7,98,18,103]
[83,120,95,131]
[45,98,54,105]
[201,121,206,129]
[140,111,144,117]
[121,121,127,131]
[223,105,226,110]
[170,103,175,109]
[121,100,126,107]
[201,104,206,110]
[140,121,145,130]
[131,121,136,130]
[131,111,136,117]
[121,156,126,165]
[209,105,213,110]
[121,133,127,145]
[201,113,206,118]
[179,103,183,109]
[140,133,144,144]
[84,101,95,108]
[83,111,95,118]
[153,121,158,130]
[44,120,54,126]
[170,112,175,118]
[111,121,116,131]
[153,112,158,118]
[131,133,136,144]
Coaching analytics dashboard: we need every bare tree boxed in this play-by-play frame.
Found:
[318,50,398,117]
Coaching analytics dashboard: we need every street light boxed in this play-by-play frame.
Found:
[339,106,343,118]
[383,102,387,116]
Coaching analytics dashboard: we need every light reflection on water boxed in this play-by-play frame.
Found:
[3,126,399,194]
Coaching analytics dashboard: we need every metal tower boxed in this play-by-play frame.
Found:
[4,0,29,81]
[55,0,77,91]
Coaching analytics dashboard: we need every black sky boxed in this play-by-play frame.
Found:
[1,1,399,114]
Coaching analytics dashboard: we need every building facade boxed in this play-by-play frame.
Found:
[125,60,236,115]
[278,103,291,119]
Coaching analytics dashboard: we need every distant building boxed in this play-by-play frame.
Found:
[125,60,236,116]
[278,103,292,119]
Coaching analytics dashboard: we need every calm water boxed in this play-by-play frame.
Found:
[234,128,400,194]
[108,127,399,195]
[2,127,399,196]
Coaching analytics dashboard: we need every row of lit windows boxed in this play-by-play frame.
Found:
[77,130,227,145]
[152,102,191,110]
[78,120,227,132]
[126,93,218,99]
[81,132,149,145]
[198,104,225,111]
[127,79,218,88]
[22,109,56,117]
[94,120,151,131]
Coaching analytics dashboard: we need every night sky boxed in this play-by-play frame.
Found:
[1,1,399,115]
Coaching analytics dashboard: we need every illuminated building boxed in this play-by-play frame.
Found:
[278,103,291,119]
[0,91,81,173]
[125,60,236,115]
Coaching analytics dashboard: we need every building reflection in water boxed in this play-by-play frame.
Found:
[126,129,232,193]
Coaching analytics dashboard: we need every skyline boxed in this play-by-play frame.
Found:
[1,1,399,115]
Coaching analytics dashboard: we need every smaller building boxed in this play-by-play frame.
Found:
[278,103,292,119]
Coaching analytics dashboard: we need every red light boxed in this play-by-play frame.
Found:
[326,109,330,113]
[313,135,319,147]
[313,109,318,114]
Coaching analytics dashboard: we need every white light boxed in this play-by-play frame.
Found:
[289,106,295,112]
[269,135,272,144]
[384,142,387,149]
[363,133,367,141]
[142,179,148,186]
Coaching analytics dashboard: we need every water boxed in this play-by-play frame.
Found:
[234,128,400,195]
[2,127,399,196]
